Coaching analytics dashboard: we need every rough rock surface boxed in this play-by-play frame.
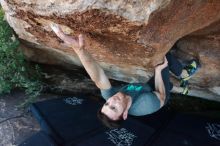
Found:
[0,91,40,146]
[1,0,220,101]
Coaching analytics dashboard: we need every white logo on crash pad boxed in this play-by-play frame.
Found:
[106,128,137,146]
[206,123,220,141]
[63,97,84,105]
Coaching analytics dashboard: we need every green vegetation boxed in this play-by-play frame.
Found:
[0,8,42,106]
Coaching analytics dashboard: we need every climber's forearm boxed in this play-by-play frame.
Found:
[74,48,111,89]
[154,68,166,106]
[50,23,109,88]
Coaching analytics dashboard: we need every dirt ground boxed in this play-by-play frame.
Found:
[0,90,60,146]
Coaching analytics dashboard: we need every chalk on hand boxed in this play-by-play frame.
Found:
[50,23,60,34]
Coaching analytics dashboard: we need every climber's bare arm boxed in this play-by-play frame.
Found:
[50,23,111,89]
[153,57,168,107]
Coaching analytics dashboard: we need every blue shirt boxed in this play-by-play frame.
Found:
[100,83,160,116]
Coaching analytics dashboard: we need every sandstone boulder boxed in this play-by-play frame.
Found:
[1,0,220,101]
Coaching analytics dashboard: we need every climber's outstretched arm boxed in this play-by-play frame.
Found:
[51,24,111,90]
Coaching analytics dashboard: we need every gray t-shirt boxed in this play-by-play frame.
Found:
[101,83,160,116]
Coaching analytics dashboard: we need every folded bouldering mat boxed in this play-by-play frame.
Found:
[30,95,155,146]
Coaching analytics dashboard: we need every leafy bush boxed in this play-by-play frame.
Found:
[0,8,42,105]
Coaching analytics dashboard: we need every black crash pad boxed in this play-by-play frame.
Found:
[28,95,220,146]
[150,113,220,146]
[30,96,155,146]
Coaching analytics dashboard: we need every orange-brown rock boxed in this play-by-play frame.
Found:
[1,0,220,101]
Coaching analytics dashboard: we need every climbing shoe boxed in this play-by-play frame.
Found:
[180,60,199,88]
[180,79,188,88]
[182,85,189,95]
[181,60,199,81]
